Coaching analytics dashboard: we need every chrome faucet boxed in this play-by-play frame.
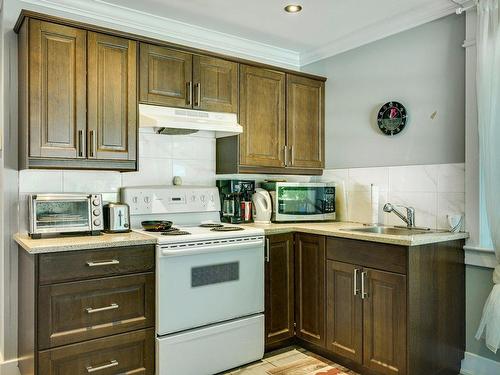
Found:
[383,203,416,228]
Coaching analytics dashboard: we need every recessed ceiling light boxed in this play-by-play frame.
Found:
[284,4,302,13]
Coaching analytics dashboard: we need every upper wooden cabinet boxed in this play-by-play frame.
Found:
[139,44,193,108]
[139,43,238,113]
[193,55,238,113]
[216,66,326,176]
[24,20,87,160]
[239,65,286,168]
[18,18,138,171]
[287,75,325,169]
[88,32,137,162]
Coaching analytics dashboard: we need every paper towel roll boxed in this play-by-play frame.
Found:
[335,181,348,222]
[370,184,379,225]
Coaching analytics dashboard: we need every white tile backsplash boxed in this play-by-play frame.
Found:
[389,165,439,192]
[19,170,63,193]
[63,171,122,193]
[321,163,465,229]
[172,159,215,186]
[172,136,215,161]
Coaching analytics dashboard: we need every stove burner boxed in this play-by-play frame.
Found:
[210,226,244,232]
[199,223,224,228]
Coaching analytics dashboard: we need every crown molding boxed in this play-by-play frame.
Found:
[299,0,459,66]
[19,0,301,69]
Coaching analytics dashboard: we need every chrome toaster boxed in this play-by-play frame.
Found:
[103,203,130,233]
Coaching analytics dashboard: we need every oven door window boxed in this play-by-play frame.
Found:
[34,200,91,230]
[277,187,329,215]
[191,262,239,287]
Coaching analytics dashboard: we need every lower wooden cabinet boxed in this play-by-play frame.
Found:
[294,233,326,347]
[265,233,295,348]
[326,260,362,363]
[265,234,465,375]
[362,268,406,375]
[38,328,154,375]
[18,245,156,375]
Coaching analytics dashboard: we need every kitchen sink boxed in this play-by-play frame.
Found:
[342,226,442,236]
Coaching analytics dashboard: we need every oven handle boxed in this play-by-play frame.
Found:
[159,238,264,257]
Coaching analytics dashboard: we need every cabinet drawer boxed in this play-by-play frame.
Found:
[38,245,155,285]
[327,237,407,274]
[38,273,155,349]
[38,328,154,375]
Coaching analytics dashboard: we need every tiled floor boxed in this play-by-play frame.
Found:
[221,347,359,375]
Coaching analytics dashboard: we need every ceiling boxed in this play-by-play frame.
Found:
[22,0,460,66]
[102,0,458,54]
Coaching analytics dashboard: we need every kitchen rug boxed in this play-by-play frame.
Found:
[266,357,358,375]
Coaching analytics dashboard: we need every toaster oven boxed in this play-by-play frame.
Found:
[28,194,104,238]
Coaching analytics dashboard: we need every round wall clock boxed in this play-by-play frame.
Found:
[377,101,408,136]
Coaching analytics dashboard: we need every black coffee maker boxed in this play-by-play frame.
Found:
[216,180,255,224]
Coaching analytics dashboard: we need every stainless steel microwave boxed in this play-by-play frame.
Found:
[28,194,104,238]
[264,182,336,222]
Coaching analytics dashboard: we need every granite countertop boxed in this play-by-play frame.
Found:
[14,231,157,254]
[241,222,469,246]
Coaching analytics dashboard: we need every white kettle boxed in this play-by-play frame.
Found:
[252,188,272,224]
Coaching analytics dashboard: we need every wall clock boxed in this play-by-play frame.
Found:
[377,101,408,136]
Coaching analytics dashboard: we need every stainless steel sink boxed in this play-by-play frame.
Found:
[342,226,442,236]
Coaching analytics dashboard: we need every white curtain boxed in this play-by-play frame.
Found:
[475,0,500,354]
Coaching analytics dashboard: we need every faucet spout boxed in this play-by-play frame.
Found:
[383,203,416,228]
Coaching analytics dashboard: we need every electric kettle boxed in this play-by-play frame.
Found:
[252,188,272,224]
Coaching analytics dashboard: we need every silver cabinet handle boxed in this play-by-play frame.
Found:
[265,238,270,262]
[194,82,201,107]
[353,268,360,296]
[78,130,83,157]
[289,146,294,166]
[86,259,120,267]
[86,360,118,373]
[186,81,193,106]
[283,145,288,166]
[85,303,119,314]
[89,130,96,158]
[361,271,368,299]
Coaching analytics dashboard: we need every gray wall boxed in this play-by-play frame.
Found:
[466,265,500,362]
[303,15,465,169]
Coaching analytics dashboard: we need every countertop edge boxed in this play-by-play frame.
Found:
[13,233,158,254]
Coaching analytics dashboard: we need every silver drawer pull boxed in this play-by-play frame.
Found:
[86,259,119,267]
[85,303,119,314]
[86,360,118,373]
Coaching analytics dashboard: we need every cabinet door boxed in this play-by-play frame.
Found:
[265,233,295,347]
[326,260,363,363]
[295,233,326,347]
[88,32,137,161]
[239,65,286,168]
[363,268,407,375]
[28,20,87,159]
[287,74,325,169]
[193,55,238,113]
[139,43,193,108]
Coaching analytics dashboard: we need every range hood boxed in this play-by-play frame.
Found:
[139,104,242,138]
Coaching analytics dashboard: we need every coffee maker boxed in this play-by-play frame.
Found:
[216,179,255,223]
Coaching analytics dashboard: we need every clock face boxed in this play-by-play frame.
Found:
[377,102,408,136]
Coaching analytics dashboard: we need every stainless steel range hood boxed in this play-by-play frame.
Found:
[139,104,242,138]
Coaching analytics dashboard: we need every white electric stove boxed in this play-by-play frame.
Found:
[121,186,265,375]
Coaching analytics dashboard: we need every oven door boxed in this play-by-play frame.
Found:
[156,236,265,336]
[30,195,92,234]
[275,184,335,222]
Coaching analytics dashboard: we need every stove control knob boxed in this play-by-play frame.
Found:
[92,199,100,206]
[144,196,151,203]
[93,209,101,216]
[200,195,206,202]
[190,195,196,202]
[93,219,101,226]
